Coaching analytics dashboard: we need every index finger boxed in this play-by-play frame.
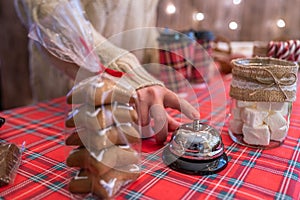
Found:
[163,89,200,119]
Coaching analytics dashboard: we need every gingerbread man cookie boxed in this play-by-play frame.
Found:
[69,164,140,199]
[65,103,138,129]
[66,123,140,150]
[67,75,135,106]
[66,145,139,176]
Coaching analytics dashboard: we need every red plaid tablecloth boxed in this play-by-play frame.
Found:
[0,74,299,200]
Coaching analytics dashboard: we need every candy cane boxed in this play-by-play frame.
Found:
[287,40,295,61]
[294,40,300,62]
[267,41,276,57]
[279,41,290,60]
[276,41,284,58]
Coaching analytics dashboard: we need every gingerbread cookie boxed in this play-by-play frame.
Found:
[0,143,21,186]
[69,164,140,199]
[65,123,140,150]
[67,75,135,106]
[66,145,139,176]
[65,128,84,147]
[65,103,138,129]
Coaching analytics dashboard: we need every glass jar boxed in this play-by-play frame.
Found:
[228,100,292,148]
[228,57,298,149]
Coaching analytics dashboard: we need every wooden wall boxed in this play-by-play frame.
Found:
[0,0,32,110]
[1,0,300,109]
[157,0,300,41]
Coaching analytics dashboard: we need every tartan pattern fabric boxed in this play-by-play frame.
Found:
[0,98,75,200]
[158,39,215,90]
[191,40,214,83]
[0,74,299,199]
[159,41,194,93]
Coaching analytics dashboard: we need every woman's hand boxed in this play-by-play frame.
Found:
[136,85,200,144]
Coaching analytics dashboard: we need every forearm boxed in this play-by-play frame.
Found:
[91,28,164,90]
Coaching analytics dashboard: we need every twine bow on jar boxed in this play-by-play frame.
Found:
[250,68,297,100]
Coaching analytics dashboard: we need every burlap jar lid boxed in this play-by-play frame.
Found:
[230,57,299,102]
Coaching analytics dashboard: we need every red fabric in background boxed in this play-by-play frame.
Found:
[159,41,194,93]
[0,74,299,200]
[190,39,213,83]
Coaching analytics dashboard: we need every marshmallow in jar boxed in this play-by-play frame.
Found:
[228,57,298,148]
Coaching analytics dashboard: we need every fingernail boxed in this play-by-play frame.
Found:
[192,112,200,119]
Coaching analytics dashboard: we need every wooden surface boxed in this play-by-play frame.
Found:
[1,0,300,109]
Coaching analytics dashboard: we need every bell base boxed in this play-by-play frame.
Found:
[162,145,228,175]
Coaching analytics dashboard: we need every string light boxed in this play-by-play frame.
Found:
[276,19,286,28]
[166,3,176,14]
[229,21,238,30]
[233,0,242,5]
[193,12,205,21]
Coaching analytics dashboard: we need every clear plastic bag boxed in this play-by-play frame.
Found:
[21,0,142,198]
[27,0,103,73]
[65,72,141,199]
